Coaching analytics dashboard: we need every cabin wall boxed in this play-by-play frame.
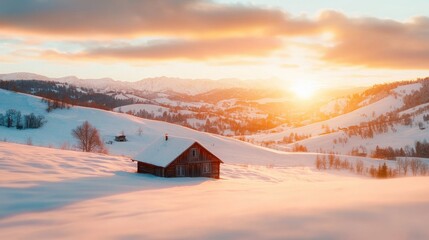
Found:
[137,162,164,177]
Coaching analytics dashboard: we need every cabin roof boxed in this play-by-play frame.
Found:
[133,136,197,167]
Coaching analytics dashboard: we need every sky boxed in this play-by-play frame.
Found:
[1,0,429,87]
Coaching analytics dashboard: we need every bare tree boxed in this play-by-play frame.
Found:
[420,163,428,176]
[410,159,423,176]
[397,158,410,176]
[315,155,322,169]
[72,121,107,153]
[355,160,364,175]
[137,127,143,136]
[26,137,33,146]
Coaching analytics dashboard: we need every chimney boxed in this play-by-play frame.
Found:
[165,133,168,141]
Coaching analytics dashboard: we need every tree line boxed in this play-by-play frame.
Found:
[372,141,429,160]
[315,154,428,178]
[0,80,135,110]
[0,109,46,129]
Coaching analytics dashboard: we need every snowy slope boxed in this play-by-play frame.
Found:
[245,82,429,157]
[0,142,133,188]
[292,124,428,155]
[320,97,348,115]
[1,88,429,239]
[1,88,403,170]
[249,83,423,143]
[1,141,429,239]
[0,89,321,166]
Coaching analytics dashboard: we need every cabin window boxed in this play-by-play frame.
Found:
[203,163,211,173]
[190,148,199,158]
[176,165,186,176]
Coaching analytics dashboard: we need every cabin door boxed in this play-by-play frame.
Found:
[189,164,201,177]
[190,164,195,177]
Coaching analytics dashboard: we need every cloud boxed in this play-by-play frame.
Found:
[42,37,283,61]
[320,11,429,69]
[1,1,428,69]
[0,0,315,38]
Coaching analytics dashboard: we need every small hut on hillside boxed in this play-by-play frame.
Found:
[115,134,127,142]
[133,136,223,178]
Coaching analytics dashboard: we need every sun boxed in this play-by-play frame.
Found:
[291,81,317,100]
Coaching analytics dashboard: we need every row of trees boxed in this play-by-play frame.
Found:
[126,107,280,136]
[397,158,429,176]
[371,141,429,159]
[42,97,71,112]
[315,153,355,171]
[281,133,312,144]
[292,144,308,152]
[402,78,429,110]
[315,154,428,178]
[368,163,397,178]
[0,80,135,110]
[0,109,46,129]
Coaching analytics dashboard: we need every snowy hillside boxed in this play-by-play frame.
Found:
[0,88,320,166]
[250,83,422,141]
[1,141,429,239]
[1,88,408,171]
[1,87,429,239]
[247,82,429,157]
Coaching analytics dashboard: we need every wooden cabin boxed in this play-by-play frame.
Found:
[133,136,223,179]
[115,134,127,142]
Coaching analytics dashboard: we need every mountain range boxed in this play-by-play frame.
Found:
[0,72,280,95]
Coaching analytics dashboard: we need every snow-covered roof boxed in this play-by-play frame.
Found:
[133,136,197,167]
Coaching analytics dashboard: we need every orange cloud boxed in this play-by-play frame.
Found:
[41,37,283,61]
[320,11,429,69]
[0,0,315,38]
[1,1,429,70]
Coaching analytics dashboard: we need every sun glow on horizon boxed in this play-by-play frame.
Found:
[291,81,318,100]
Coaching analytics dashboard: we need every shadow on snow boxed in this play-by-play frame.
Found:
[0,171,207,219]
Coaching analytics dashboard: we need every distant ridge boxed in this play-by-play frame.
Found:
[0,72,280,95]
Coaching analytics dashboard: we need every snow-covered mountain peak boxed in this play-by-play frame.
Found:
[0,72,51,81]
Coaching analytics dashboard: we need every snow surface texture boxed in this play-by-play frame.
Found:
[0,142,429,239]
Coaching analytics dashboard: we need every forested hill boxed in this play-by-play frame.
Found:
[0,80,135,110]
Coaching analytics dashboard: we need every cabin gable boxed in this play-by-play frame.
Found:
[164,142,222,178]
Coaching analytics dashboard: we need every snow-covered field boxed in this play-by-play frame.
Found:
[1,142,429,239]
[1,89,429,239]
